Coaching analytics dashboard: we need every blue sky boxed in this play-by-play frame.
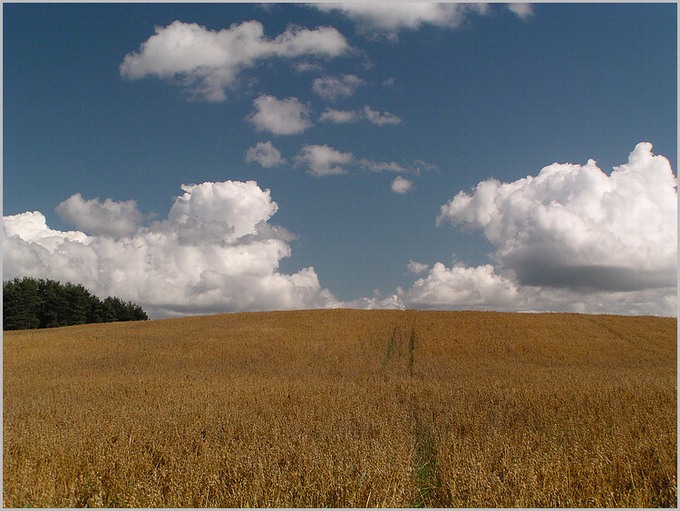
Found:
[3,2,677,318]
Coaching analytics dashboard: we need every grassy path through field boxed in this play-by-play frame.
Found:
[380,319,444,506]
[377,318,446,506]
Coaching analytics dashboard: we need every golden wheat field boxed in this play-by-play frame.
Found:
[3,309,677,507]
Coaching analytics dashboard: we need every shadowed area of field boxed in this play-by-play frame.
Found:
[3,309,676,507]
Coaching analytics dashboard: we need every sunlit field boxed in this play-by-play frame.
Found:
[3,309,676,507]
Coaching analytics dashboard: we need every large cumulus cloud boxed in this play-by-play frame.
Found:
[3,181,339,318]
[407,143,677,315]
[437,142,676,292]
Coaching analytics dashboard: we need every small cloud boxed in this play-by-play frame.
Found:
[344,290,405,310]
[319,108,360,123]
[356,157,432,176]
[295,61,324,73]
[291,143,423,180]
[256,3,280,14]
[412,159,439,176]
[318,105,401,126]
[312,74,365,102]
[245,141,286,168]
[407,260,430,274]
[362,106,402,126]
[359,159,407,173]
[382,77,396,87]
[391,176,413,194]
[246,95,313,135]
[294,144,353,176]
[507,3,534,19]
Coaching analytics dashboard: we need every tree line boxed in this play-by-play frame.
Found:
[3,277,148,330]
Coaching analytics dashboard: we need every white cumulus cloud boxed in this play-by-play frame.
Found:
[391,176,413,194]
[313,3,489,39]
[312,74,365,101]
[246,95,313,135]
[404,262,520,310]
[3,181,340,318]
[403,143,677,316]
[245,141,286,168]
[120,20,350,101]
[340,260,542,313]
[437,142,677,292]
[344,292,405,310]
[294,144,353,176]
[400,259,677,316]
[55,193,144,238]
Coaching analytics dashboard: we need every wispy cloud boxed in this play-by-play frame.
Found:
[407,260,430,275]
[293,144,428,180]
[361,106,402,126]
[319,108,361,123]
[358,159,407,173]
[312,74,365,101]
[319,105,402,126]
[294,61,325,73]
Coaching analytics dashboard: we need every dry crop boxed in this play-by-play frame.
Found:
[3,309,676,507]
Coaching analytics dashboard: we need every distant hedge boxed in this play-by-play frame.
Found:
[3,277,148,330]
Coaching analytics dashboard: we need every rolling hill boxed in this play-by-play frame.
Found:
[3,309,676,507]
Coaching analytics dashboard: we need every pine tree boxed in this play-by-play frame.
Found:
[3,278,41,330]
[3,277,149,330]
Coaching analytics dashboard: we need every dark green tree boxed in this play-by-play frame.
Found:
[3,277,149,330]
[3,277,42,330]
